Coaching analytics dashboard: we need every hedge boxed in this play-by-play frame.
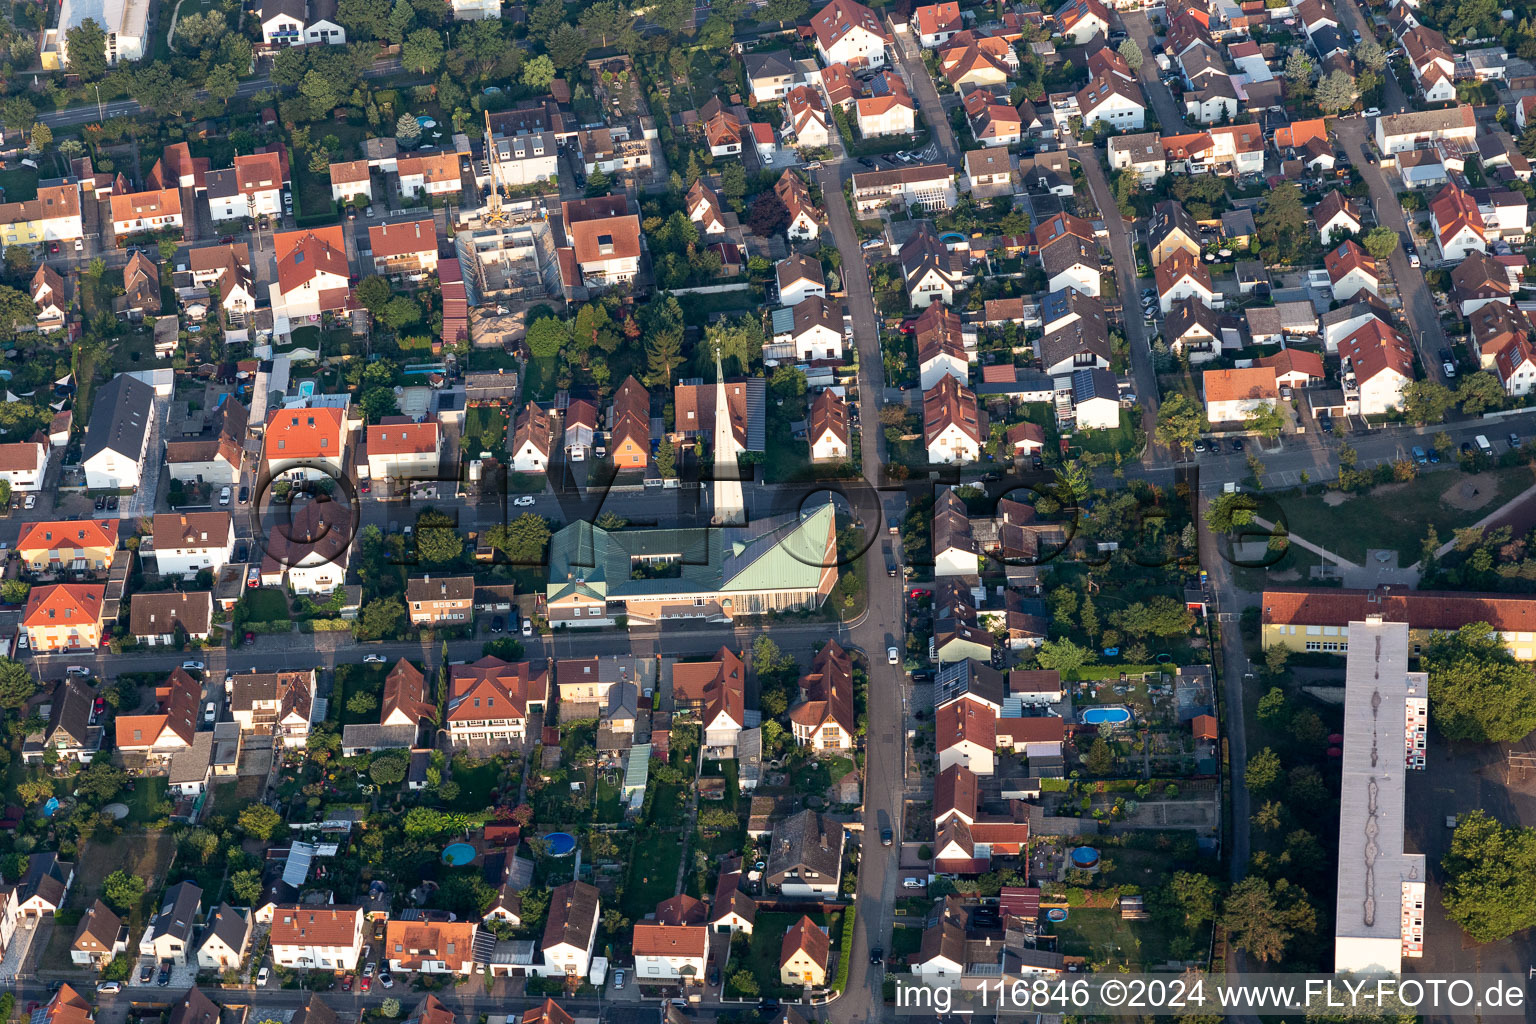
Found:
[833,906,856,993]
[299,619,351,632]
[244,619,294,634]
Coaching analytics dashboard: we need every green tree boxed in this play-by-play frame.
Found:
[1203,490,1259,533]
[1085,737,1113,775]
[0,580,27,604]
[0,98,35,133]
[526,317,569,359]
[355,597,406,641]
[1314,69,1358,113]
[522,54,556,90]
[1424,622,1536,743]
[347,691,379,715]
[401,28,445,74]
[231,868,263,904]
[1256,686,1288,720]
[1354,38,1387,71]
[760,0,808,25]
[381,296,423,331]
[359,388,400,424]
[1441,810,1536,943]
[1155,392,1208,452]
[64,18,109,80]
[0,658,37,710]
[300,69,341,117]
[1110,596,1196,639]
[1245,747,1281,792]
[1245,403,1285,440]
[370,754,408,785]
[206,64,240,107]
[655,438,677,478]
[76,761,124,802]
[175,9,226,48]
[1118,37,1144,71]
[1283,50,1314,82]
[26,122,50,154]
[1362,225,1399,260]
[396,112,422,149]
[1221,877,1293,963]
[1457,371,1506,415]
[239,803,283,840]
[356,275,393,314]
[379,999,402,1019]
[546,23,590,69]
[102,869,145,913]
[484,513,551,564]
[1256,183,1310,260]
[1034,637,1095,674]
[1152,871,1220,929]
[414,510,464,563]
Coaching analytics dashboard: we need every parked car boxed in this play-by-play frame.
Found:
[182,661,205,672]
[156,965,170,987]
[887,647,899,664]
[360,976,371,994]
[238,486,250,503]
[96,983,121,994]
[1511,433,1522,450]
[903,877,925,888]
[869,947,884,966]
[1230,438,1243,452]
[244,632,255,645]
[363,963,375,978]
[708,966,721,986]
[140,965,154,984]
[341,975,353,992]
[491,616,504,632]
[377,971,393,988]
[203,702,217,724]
[513,495,536,507]
[613,969,626,990]
[1412,446,1427,464]
[1443,361,1457,378]
[363,654,387,664]
[880,827,894,845]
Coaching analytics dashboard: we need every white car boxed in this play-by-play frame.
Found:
[96,982,121,994]
[1362,107,1381,119]
[219,486,231,506]
[182,660,205,672]
[23,494,34,509]
[514,495,536,507]
[16,632,27,650]
[887,646,900,665]
[902,877,926,889]
[256,967,270,987]
[363,654,388,664]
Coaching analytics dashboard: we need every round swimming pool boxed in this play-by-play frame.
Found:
[441,842,476,866]
[546,832,577,857]
[1070,847,1101,870]
[1046,908,1068,922]
[1081,705,1132,726]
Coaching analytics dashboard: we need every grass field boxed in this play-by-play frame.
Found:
[447,755,504,810]
[1265,466,1532,565]
[1046,907,1178,970]
[463,404,511,457]
[73,832,177,930]
[732,910,838,998]
[332,663,389,726]
[0,166,39,203]
[241,588,291,621]
[621,833,683,920]
[125,777,170,824]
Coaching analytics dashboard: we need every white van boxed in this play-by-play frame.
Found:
[219,486,231,506]
[1476,435,1494,455]
[204,702,217,724]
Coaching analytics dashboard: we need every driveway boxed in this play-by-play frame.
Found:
[1122,12,1190,134]
[892,37,960,166]
[1073,148,1164,452]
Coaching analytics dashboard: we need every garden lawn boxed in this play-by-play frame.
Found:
[332,663,388,727]
[1046,907,1177,969]
[621,835,684,920]
[1071,410,1142,457]
[731,910,837,999]
[646,778,686,825]
[595,776,624,823]
[124,777,170,825]
[463,404,511,456]
[447,755,504,810]
[241,588,290,621]
[0,166,38,202]
[1265,467,1531,565]
[889,925,924,961]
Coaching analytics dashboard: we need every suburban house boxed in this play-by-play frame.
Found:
[1203,366,1278,424]
[1070,368,1121,430]
[780,916,830,988]
[789,640,856,750]
[330,160,372,203]
[786,87,831,149]
[511,403,552,473]
[745,51,797,102]
[1430,183,1490,261]
[229,669,317,748]
[405,575,475,627]
[152,512,234,578]
[541,882,600,979]
[915,1,962,46]
[257,0,346,45]
[776,171,821,240]
[82,373,154,491]
[365,421,441,483]
[257,498,352,596]
[15,851,74,915]
[808,389,850,462]
[113,669,198,761]
[130,591,214,645]
[446,657,549,746]
[269,226,351,323]
[1314,190,1362,243]
[1053,0,1110,43]
[109,188,183,237]
[924,375,982,464]
[810,0,890,67]
[632,924,709,985]
[901,225,971,308]
[31,264,69,334]
[268,905,366,971]
[849,165,957,214]
[139,881,201,966]
[777,255,826,307]
[937,697,996,774]
[71,900,128,968]
[560,196,643,292]
[1077,74,1146,131]
[1324,240,1380,302]
[396,151,463,198]
[23,584,105,652]
[196,904,252,971]
[709,872,757,935]
[207,151,285,223]
[686,181,727,237]
[916,303,972,390]
[1453,252,1514,317]
[16,519,118,573]
[934,490,978,576]
[856,73,916,137]
[385,919,479,975]
[671,646,746,752]
[1338,318,1415,416]
[1156,250,1215,312]
[369,219,440,279]
[765,810,844,896]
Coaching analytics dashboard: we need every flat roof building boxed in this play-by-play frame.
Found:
[1333,618,1426,975]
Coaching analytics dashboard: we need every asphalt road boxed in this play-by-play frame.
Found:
[893,35,960,167]
[1123,12,1190,134]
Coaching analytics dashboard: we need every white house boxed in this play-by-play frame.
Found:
[82,374,154,492]
[1314,190,1362,244]
[1071,367,1122,429]
[1324,240,1380,303]
[139,882,201,966]
[196,904,252,971]
[1493,335,1536,396]
[0,441,48,492]
[257,0,345,45]
[1375,105,1477,156]
[810,0,890,67]
[396,151,463,198]
[777,254,826,307]
[785,295,845,362]
[541,882,600,979]
[1431,183,1487,261]
[1077,75,1146,131]
[914,2,962,47]
[1054,0,1111,44]
[933,490,978,577]
[1156,251,1215,313]
[1338,319,1415,416]
[632,924,708,984]
[268,905,364,971]
[365,421,441,483]
[856,74,916,137]
[808,390,850,462]
[207,152,285,223]
[937,697,996,775]
[510,403,552,474]
[151,512,234,578]
[924,376,981,465]
[1202,366,1278,424]
[786,86,831,149]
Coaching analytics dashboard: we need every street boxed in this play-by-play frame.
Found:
[1122,12,1189,134]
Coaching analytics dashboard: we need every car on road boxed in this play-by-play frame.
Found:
[491,616,504,632]
[880,827,893,845]
[1439,348,1453,363]
[238,486,250,503]
[363,963,375,978]
[513,495,536,506]
[256,967,270,986]
[1511,433,1522,450]
[361,976,372,993]
[888,646,900,664]
[96,983,121,994]
[613,970,626,990]
[1193,441,1207,453]
[363,654,388,664]
[1412,446,1427,464]
[1443,361,1457,377]
[870,947,884,966]
[182,661,204,672]
[1230,438,1243,451]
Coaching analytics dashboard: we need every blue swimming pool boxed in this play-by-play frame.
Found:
[441,842,476,866]
[1081,706,1132,726]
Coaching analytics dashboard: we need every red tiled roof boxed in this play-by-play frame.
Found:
[1262,586,1536,633]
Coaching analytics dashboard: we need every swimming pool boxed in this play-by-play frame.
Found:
[1080,705,1132,726]
[441,842,476,866]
